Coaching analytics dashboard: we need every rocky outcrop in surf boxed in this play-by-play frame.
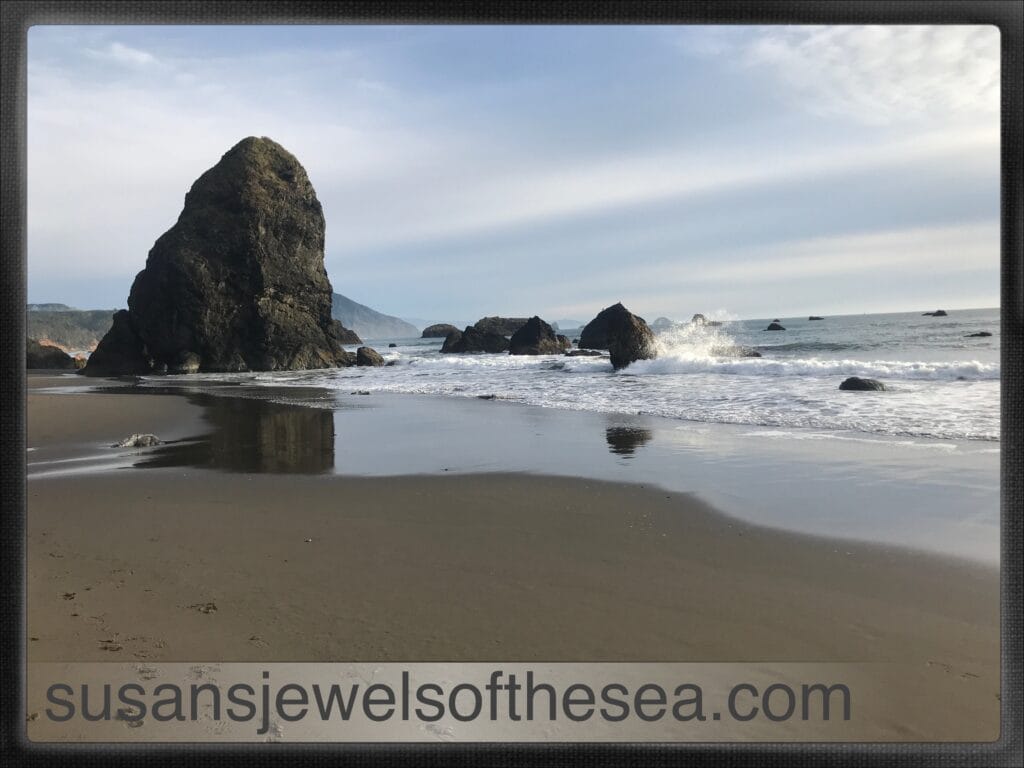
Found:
[355,347,384,366]
[473,317,530,337]
[83,137,356,376]
[839,377,886,391]
[765,320,786,331]
[922,310,948,317]
[579,303,656,370]
[422,323,460,338]
[509,317,571,355]
[441,326,510,354]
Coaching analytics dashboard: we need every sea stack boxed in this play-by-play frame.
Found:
[83,137,356,376]
[580,303,656,369]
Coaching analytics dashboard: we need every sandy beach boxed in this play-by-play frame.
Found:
[24,374,1000,739]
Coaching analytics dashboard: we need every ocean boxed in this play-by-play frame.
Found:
[239,307,1000,444]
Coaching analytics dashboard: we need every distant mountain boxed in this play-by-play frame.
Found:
[553,319,585,330]
[27,303,76,312]
[26,307,117,351]
[331,293,419,340]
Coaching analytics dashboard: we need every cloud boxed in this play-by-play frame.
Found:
[86,41,157,67]
[682,25,999,126]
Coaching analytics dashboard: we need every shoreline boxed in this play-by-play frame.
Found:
[28,371,1000,564]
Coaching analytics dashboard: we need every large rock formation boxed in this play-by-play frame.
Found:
[422,323,460,338]
[83,137,356,376]
[473,317,530,337]
[26,338,77,370]
[440,326,510,353]
[580,303,656,370]
[508,316,570,355]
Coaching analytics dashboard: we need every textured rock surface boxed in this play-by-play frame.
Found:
[83,137,356,376]
[441,326,510,353]
[355,346,384,366]
[581,303,656,370]
[421,323,460,338]
[113,433,162,448]
[473,317,530,337]
[839,376,887,391]
[26,338,77,370]
[509,317,569,355]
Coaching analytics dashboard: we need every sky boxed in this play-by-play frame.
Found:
[27,24,1000,324]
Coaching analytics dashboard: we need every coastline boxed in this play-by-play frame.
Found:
[26,374,1000,737]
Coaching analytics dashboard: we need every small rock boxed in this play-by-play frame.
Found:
[113,434,161,448]
[839,376,886,391]
[808,316,824,321]
[966,331,992,337]
[765,321,785,331]
[388,343,398,348]
[355,346,384,366]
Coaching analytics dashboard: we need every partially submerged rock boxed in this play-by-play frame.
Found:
[355,347,384,366]
[509,317,570,355]
[26,338,77,370]
[922,310,948,317]
[564,349,605,357]
[421,323,460,338]
[808,316,824,321]
[839,377,886,391]
[765,321,786,331]
[581,303,656,370]
[473,317,530,337]
[83,136,356,376]
[113,433,162,448]
[441,327,510,354]
[966,331,992,337]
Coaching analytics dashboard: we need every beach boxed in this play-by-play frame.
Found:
[25,373,1000,739]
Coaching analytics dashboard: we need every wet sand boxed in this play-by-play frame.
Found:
[24,375,1001,739]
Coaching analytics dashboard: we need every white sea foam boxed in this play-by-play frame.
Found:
[214,309,1001,443]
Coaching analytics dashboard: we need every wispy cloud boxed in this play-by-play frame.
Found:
[86,41,158,67]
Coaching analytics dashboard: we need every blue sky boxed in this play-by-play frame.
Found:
[27,24,1000,323]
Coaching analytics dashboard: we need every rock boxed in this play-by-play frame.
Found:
[333,323,362,344]
[808,316,824,321]
[83,137,356,376]
[564,349,605,357]
[765,321,786,331]
[839,377,886,391]
[572,338,579,344]
[473,317,530,337]
[711,345,762,358]
[603,303,657,370]
[966,331,993,337]
[355,346,384,366]
[421,323,460,338]
[388,343,398,348]
[650,317,676,333]
[922,310,948,317]
[441,327,510,354]
[26,338,77,370]
[509,316,569,355]
[690,313,707,325]
[113,433,162,448]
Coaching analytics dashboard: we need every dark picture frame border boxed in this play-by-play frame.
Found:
[1,2,1020,765]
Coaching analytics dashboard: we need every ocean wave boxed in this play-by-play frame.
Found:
[625,355,1000,381]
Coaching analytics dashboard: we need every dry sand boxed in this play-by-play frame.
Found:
[24,377,1001,739]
